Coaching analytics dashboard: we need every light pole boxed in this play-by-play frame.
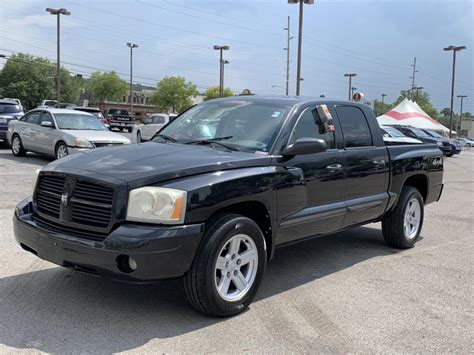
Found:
[410,57,417,96]
[414,86,423,101]
[288,0,314,96]
[444,45,466,138]
[457,95,467,132]
[213,45,230,97]
[381,93,387,115]
[46,8,70,107]
[283,16,294,96]
[344,73,356,101]
[127,42,138,115]
[351,86,357,98]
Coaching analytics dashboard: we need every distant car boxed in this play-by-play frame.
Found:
[380,125,422,145]
[7,108,131,160]
[391,126,452,156]
[420,129,461,156]
[73,107,108,126]
[38,100,58,108]
[3,98,23,111]
[0,99,25,144]
[104,108,134,132]
[136,113,174,142]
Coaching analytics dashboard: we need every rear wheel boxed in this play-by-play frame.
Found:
[184,214,267,317]
[11,135,26,157]
[382,187,424,249]
[55,142,68,160]
[137,131,143,143]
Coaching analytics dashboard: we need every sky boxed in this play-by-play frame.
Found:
[0,0,473,112]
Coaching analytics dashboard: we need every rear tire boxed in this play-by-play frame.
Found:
[128,127,133,133]
[184,214,267,317]
[137,131,143,143]
[382,187,424,249]
[11,135,26,157]
[446,152,454,157]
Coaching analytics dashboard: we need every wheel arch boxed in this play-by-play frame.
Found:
[402,173,428,202]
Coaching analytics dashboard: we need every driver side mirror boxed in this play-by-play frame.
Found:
[281,138,327,156]
[41,121,54,128]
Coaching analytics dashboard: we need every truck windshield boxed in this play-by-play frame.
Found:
[410,127,431,138]
[55,113,107,130]
[382,126,405,137]
[423,129,443,138]
[157,100,292,152]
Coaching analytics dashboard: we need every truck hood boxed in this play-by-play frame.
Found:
[45,142,272,186]
[60,129,131,144]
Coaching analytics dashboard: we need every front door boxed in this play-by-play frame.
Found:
[276,105,346,245]
[35,111,57,155]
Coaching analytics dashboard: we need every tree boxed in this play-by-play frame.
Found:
[87,71,128,103]
[204,86,234,101]
[440,107,451,116]
[392,90,438,118]
[0,53,80,110]
[151,76,198,113]
[373,99,393,116]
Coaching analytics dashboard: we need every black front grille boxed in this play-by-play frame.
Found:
[35,174,115,236]
[36,175,65,218]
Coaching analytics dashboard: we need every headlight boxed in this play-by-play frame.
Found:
[126,187,186,224]
[75,137,94,148]
[32,169,41,191]
[437,141,443,146]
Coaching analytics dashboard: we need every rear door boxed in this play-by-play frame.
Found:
[334,105,390,227]
[276,105,346,244]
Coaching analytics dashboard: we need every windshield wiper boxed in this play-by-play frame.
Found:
[184,136,239,151]
[153,134,177,143]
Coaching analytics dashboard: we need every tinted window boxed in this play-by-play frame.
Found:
[23,112,41,125]
[153,115,166,124]
[107,109,129,115]
[335,106,373,147]
[290,107,336,149]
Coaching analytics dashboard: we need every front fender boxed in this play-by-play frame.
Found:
[161,166,279,225]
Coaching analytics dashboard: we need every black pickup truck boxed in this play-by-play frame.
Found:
[105,108,134,132]
[13,97,443,317]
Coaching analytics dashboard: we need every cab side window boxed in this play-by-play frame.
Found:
[22,112,41,125]
[153,115,166,124]
[335,106,373,148]
[290,107,336,149]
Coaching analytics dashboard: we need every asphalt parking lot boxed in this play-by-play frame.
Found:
[0,140,472,353]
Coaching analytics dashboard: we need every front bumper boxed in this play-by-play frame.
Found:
[13,198,204,282]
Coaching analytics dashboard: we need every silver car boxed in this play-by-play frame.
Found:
[136,113,176,142]
[7,108,131,159]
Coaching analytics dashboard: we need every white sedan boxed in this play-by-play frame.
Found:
[7,108,131,160]
[136,113,177,142]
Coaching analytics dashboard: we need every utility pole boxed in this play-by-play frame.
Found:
[444,45,466,138]
[288,0,314,96]
[46,8,70,107]
[410,57,417,97]
[457,95,467,132]
[213,45,230,97]
[344,73,357,101]
[127,42,138,115]
[284,16,293,96]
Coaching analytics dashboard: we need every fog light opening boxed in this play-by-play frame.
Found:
[116,255,137,274]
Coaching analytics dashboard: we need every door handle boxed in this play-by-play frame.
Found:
[326,164,342,172]
[373,160,386,168]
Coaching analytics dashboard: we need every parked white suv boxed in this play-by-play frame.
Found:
[136,113,177,142]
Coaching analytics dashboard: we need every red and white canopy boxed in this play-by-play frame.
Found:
[377,98,449,133]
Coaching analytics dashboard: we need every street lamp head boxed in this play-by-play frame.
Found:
[214,45,229,50]
[344,73,357,77]
[288,0,314,3]
[457,95,468,98]
[0,54,6,59]
[224,60,230,64]
[46,8,70,15]
[127,43,138,48]
[444,45,466,51]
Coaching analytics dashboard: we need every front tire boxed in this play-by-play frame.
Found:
[11,135,26,157]
[184,214,267,317]
[55,142,68,160]
[137,131,143,143]
[382,187,424,249]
